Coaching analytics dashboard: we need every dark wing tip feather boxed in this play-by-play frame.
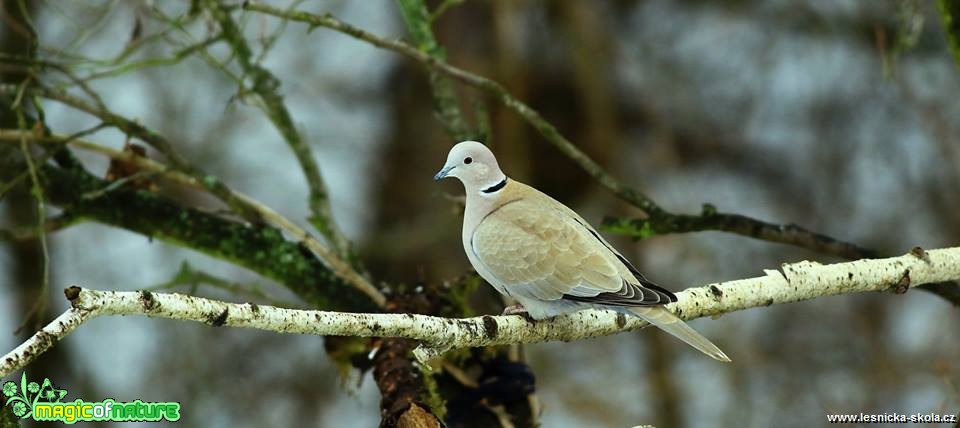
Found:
[569,217,679,306]
[640,280,678,303]
[611,252,677,303]
[563,279,676,307]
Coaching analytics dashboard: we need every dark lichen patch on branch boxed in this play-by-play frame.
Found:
[456,320,479,339]
[139,290,157,311]
[33,331,58,350]
[481,315,498,339]
[709,284,724,299]
[207,308,230,327]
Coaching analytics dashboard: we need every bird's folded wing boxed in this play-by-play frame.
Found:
[471,198,673,305]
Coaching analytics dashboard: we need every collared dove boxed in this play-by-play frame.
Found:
[435,141,730,362]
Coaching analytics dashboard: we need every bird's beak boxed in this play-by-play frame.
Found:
[434,165,454,181]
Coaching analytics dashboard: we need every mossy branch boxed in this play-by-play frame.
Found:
[0,142,379,312]
[601,204,877,259]
[0,129,385,307]
[49,164,378,312]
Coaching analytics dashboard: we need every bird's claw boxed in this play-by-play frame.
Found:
[501,304,528,316]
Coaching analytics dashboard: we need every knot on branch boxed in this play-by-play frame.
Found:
[892,270,911,295]
[64,285,81,304]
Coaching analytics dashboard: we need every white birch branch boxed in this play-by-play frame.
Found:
[3,247,959,377]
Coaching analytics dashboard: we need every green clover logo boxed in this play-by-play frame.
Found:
[10,401,27,417]
[1,381,16,398]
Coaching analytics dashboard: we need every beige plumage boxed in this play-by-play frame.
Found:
[435,141,730,362]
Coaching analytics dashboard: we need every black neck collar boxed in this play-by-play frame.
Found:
[481,178,507,194]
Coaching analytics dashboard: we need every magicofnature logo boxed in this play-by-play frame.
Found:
[3,372,180,424]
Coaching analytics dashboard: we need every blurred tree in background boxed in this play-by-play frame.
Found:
[2,0,960,427]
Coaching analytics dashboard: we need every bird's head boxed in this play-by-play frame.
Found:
[434,141,506,193]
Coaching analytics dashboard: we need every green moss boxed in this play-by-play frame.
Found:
[939,0,960,69]
[600,216,657,240]
[419,365,447,421]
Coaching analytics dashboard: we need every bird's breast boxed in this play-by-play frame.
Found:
[462,228,512,297]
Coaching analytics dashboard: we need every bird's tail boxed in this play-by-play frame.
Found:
[629,306,731,362]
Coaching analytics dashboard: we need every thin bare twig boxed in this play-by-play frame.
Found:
[209,1,352,260]
[0,83,265,222]
[77,34,225,82]
[0,213,80,243]
[11,80,51,333]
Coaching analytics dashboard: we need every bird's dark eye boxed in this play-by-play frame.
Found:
[464,157,473,164]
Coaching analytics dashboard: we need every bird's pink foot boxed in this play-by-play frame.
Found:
[501,304,528,316]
